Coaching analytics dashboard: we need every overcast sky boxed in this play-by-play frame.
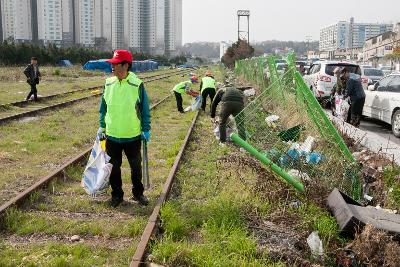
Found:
[182,0,400,44]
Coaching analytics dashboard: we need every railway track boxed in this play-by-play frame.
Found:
[0,69,193,124]
[0,72,200,266]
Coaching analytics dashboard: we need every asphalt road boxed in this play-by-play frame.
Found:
[358,117,400,146]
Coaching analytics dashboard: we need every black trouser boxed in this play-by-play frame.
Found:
[219,101,246,143]
[174,91,184,112]
[350,97,365,128]
[26,83,38,101]
[201,88,216,111]
[106,138,143,200]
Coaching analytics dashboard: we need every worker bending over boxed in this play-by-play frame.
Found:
[211,86,246,143]
[172,76,199,113]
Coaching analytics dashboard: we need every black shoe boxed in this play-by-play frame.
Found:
[132,195,149,206]
[179,110,184,114]
[109,197,123,208]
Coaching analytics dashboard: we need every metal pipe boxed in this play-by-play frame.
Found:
[230,133,305,192]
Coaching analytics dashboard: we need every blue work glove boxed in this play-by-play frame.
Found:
[142,131,151,142]
[97,127,106,141]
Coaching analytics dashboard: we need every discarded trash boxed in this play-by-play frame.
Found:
[299,136,315,155]
[289,200,302,209]
[70,235,81,242]
[335,249,358,267]
[328,188,400,236]
[307,231,324,257]
[265,115,279,128]
[306,152,324,165]
[363,194,373,202]
[374,205,397,214]
[288,169,311,182]
[82,139,112,196]
[184,96,201,112]
[243,88,256,97]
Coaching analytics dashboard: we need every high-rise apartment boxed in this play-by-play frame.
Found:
[37,0,63,45]
[0,0,3,43]
[74,0,95,47]
[14,0,33,42]
[95,0,112,50]
[61,0,75,46]
[0,0,15,41]
[165,0,182,56]
[320,18,393,52]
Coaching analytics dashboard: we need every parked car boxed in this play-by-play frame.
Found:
[276,63,288,76]
[379,66,393,76]
[303,61,365,101]
[363,73,400,137]
[360,67,384,89]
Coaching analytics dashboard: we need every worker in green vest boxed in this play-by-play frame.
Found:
[98,50,151,208]
[172,76,199,113]
[200,70,217,112]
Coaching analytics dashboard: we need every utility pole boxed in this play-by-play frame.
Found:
[237,10,250,44]
[305,35,312,56]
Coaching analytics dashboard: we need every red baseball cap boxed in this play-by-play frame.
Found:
[106,50,133,64]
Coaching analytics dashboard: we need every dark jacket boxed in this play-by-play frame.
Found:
[211,87,244,118]
[344,77,365,101]
[23,64,41,85]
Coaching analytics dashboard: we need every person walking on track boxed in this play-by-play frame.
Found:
[24,57,41,101]
[211,86,246,144]
[98,50,151,207]
[199,70,216,112]
[172,76,199,113]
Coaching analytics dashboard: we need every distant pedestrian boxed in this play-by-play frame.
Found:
[211,86,246,144]
[340,68,366,127]
[98,50,151,207]
[172,76,199,113]
[199,70,216,112]
[24,57,41,101]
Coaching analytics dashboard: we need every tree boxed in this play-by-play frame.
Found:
[221,39,255,68]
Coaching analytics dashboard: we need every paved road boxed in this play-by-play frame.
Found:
[359,117,400,146]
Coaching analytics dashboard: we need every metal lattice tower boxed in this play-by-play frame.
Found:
[237,10,250,43]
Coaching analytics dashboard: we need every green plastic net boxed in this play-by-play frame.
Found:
[232,53,361,200]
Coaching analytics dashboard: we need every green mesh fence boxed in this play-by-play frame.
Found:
[232,55,361,200]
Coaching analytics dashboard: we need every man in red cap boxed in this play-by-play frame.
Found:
[98,50,151,207]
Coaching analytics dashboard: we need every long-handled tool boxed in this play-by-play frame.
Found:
[142,140,150,190]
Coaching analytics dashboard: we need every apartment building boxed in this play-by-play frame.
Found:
[74,0,95,47]
[320,18,393,53]
[37,0,63,45]
[165,0,182,56]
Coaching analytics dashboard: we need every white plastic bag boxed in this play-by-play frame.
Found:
[307,231,324,257]
[184,96,202,112]
[82,139,112,196]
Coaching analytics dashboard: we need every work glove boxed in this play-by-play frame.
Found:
[97,127,106,141]
[142,131,151,142]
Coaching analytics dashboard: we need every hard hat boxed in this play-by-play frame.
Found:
[205,70,213,77]
[191,76,199,83]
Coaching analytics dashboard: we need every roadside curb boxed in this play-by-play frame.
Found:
[328,114,400,165]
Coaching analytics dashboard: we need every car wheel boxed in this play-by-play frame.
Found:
[392,110,400,138]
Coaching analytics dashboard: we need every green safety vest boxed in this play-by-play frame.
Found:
[103,72,142,138]
[173,81,191,94]
[201,77,216,93]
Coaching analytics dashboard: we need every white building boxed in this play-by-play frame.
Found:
[37,0,63,45]
[74,0,95,47]
[154,0,165,55]
[61,0,75,46]
[14,0,33,42]
[95,0,112,49]
[320,18,393,53]
[0,0,14,41]
[165,0,182,56]
[220,41,231,60]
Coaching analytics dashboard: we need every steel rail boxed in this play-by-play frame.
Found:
[130,111,199,267]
